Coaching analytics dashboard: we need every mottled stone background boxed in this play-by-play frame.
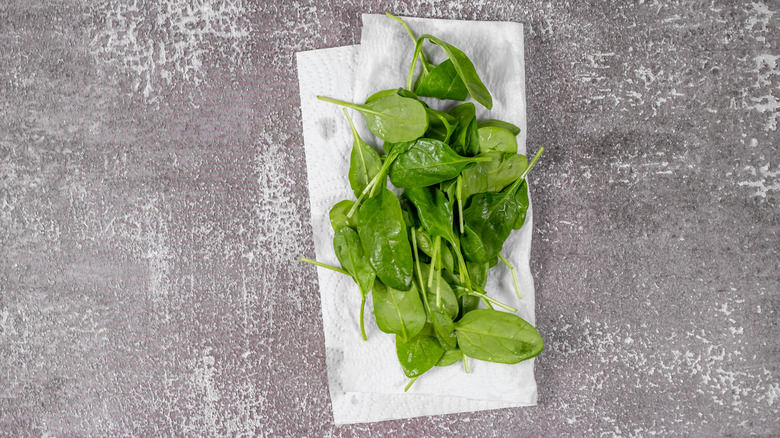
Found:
[1,1,778,436]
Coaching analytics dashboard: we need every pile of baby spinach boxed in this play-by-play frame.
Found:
[302,14,544,391]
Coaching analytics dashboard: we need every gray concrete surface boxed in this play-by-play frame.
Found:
[1,1,778,436]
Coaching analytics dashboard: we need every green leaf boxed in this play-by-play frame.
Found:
[435,348,463,367]
[343,110,383,199]
[513,181,530,230]
[329,200,357,231]
[461,186,524,263]
[358,188,414,290]
[424,108,459,143]
[408,35,493,109]
[373,280,426,343]
[454,309,544,364]
[333,227,375,297]
[403,186,458,246]
[441,270,480,319]
[460,148,541,264]
[333,227,376,340]
[429,307,457,350]
[413,59,469,101]
[395,327,445,377]
[465,261,489,289]
[477,126,518,154]
[317,93,428,143]
[366,87,422,104]
[389,138,490,188]
[460,153,528,201]
[448,103,480,157]
[478,119,521,136]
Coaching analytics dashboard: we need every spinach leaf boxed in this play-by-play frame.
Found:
[329,200,357,231]
[333,227,376,340]
[512,180,530,230]
[372,280,426,343]
[414,59,469,101]
[424,108,459,143]
[461,148,543,263]
[460,153,528,201]
[478,119,521,136]
[366,87,422,104]
[403,186,458,246]
[466,260,489,289]
[435,348,463,367]
[358,188,414,290]
[317,93,428,143]
[454,309,544,364]
[343,109,382,199]
[448,103,480,157]
[478,126,518,154]
[389,138,491,188]
[407,35,493,109]
[429,306,457,350]
[395,326,445,377]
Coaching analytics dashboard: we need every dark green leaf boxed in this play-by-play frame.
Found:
[372,280,426,343]
[408,35,493,109]
[429,307,457,350]
[333,227,375,296]
[460,153,528,201]
[358,188,414,290]
[395,327,445,378]
[403,186,458,246]
[389,138,489,188]
[448,103,480,157]
[413,59,469,101]
[454,309,544,364]
[513,181,530,230]
[424,108,459,143]
[461,171,530,263]
[466,261,489,289]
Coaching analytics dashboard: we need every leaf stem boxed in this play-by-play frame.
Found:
[468,289,517,313]
[457,175,464,234]
[427,236,440,288]
[411,228,431,316]
[463,355,470,374]
[506,146,545,196]
[317,95,362,111]
[299,257,350,276]
[436,263,442,309]
[385,12,430,75]
[359,295,367,341]
[342,108,360,145]
[498,253,522,300]
[404,375,419,392]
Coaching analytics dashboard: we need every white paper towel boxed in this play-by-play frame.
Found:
[296,14,537,425]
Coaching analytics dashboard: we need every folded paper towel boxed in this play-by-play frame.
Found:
[297,14,537,425]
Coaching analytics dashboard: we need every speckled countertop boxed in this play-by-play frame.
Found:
[1,1,778,437]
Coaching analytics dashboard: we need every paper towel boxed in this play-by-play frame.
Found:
[297,14,537,425]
